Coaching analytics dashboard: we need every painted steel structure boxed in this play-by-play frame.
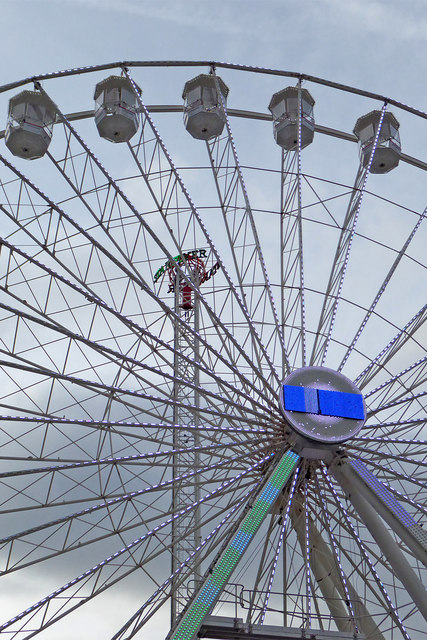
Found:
[0,61,425,640]
[171,266,203,622]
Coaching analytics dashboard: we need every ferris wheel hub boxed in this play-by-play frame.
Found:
[280,366,366,454]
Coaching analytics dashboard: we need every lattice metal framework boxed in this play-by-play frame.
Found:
[0,61,425,640]
[171,264,203,621]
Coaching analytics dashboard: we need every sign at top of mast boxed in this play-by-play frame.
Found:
[153,249,208,283]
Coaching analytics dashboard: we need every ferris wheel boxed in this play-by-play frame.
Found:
[0,61,425,640]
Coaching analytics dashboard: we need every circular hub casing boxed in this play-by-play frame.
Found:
[280,366,366,446]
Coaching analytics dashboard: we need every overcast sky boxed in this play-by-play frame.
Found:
[0,2,425,639]
[0,0,426,110]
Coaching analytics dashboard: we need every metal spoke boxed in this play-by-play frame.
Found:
[315,470,389,639]
[365,356,427,410]
[355,304,427,391]
[321,468,412,640]
[310,102,388,366]
[258,465,300,625]
[3,125,278,424]
[279,133,307,373]
[1,460,265,637]
[123,69,279,397]
[338,204,427,371]
[203,70,284,385]
[109,488,256,640]
[331,459,427,618]
[0,157,274,415]
[0,444,264,574]
[0,238,270,420]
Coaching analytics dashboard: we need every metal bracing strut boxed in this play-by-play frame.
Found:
[345,457,427,566]
[332,459,427,621]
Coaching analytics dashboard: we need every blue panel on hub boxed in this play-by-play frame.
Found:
[283,385,305,412]
[283,385,364,420]
[318,389,364,419]
[283,385,320,414]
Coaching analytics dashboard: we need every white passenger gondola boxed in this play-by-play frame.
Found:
[269,86,315,150]
[94,75,140,143]
[5,90,56,160]
[182,74,229,140]
[354,110,401,173]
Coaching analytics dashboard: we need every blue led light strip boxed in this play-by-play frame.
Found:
[348,457,427,550]
[168,449,300,640]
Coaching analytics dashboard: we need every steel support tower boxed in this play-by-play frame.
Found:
[171,271,202,623]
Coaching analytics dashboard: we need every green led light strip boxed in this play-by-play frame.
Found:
[168,449,300,640]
